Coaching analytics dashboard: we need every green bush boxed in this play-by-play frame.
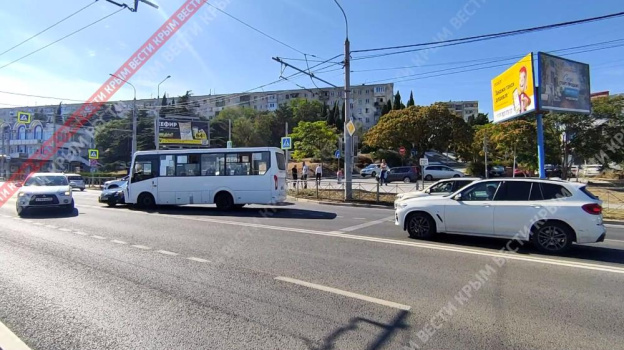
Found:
[371,150,403,167]
[466,162,485,177]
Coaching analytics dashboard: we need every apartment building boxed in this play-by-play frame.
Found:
[444,101,479,121]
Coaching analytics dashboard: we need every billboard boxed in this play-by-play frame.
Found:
[491,53,536,123]
[158,119,209,145]
[538,52,591,114]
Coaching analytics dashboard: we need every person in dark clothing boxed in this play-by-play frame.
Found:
[292,165,298,188]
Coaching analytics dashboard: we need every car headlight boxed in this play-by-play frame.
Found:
[64,191,71,196]
[18,192,27,197]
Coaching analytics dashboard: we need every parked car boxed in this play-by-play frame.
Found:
[385,166,420,183]
[422,165,464,180]
[360,164,381,178]
[99,182,126,207]
[488,165,506,177]
[103,175,129,190]
[582,164,602,177]
[394,177,480,208]
[395,178,605,254]
[65,173,86,191]
[15,173,74,216]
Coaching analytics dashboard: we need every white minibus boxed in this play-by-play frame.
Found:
[125,147,287,210]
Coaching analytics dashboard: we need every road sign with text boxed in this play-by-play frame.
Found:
[419,158,429,166]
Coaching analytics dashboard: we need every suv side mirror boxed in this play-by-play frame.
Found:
[452,193,462,201]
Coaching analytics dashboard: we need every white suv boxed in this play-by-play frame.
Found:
[16,173,74,216]
[395,178,605,254]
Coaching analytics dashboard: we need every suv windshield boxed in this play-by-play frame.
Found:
[24,175,69,187]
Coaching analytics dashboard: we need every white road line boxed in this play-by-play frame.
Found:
[111,239,128,245]
[45,225,58,229]
[187,257,210,263]
[85,205,624,275]
[605,224,624,229]
[605,239,624,243]
[32,222,44,226]
[131,244,151,250]
[91,235,107,240]
[58,228,72,232]
[337,216,395,233]
[0,319,32,350]
[156,250,179,256]
[275,276,411,311]
[73,231,87,236]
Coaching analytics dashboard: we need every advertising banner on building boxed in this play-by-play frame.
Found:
[538,52,591,114]
[158,120,209,145]
[491,53,536,123]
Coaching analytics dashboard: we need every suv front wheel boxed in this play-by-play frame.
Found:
[532,222,573,254]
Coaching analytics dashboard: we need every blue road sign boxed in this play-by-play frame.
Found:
[335,150,341,158]
[281,137,292,150]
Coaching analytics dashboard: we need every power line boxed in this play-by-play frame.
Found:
[202,0,316,57]
[364,41,624,85]
[351,10,624,60]
[0,7,125,71]
[0,1,97,57]
[0,90,85,103]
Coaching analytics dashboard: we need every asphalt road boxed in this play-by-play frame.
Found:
[0,188,623,349]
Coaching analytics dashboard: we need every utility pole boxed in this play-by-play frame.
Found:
[155,75,171,150]
[333,0,352,200]
[285,121,289,166]
[110,74,136,159]
[484,134,488,179]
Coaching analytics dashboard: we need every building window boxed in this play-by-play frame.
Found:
[365,89,369,94]
[358,99,362,105]
[350,103,354,109]
[365,108,369,113]
[374,87,386,93]
[365,98,370,104]
[17,125,25,140]
[331,92,335,97]
[366,117,370,123]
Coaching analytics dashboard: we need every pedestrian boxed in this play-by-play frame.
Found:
[291,165,298,189]
[315,163,322,184]
[380,159,388,186]
[337,168,343,184]
[302,161,309,189]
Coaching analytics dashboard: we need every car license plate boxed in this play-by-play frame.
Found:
[35,197,53,202]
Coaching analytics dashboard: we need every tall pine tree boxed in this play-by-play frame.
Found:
[407,91,415,107]
[393,91,403,110]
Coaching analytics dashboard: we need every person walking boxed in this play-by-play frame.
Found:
[380,159,388,186]
[291,165,298,189]
[315,163,322,185]
[337,168,343,184]
[302,161,309,189]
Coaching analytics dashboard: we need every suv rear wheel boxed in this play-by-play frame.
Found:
[532,222,573,254]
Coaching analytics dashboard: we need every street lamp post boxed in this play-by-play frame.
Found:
[333,0,352,200]
[110,74,136,159]
[155,75,171,150]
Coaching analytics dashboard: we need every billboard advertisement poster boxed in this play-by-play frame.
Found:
[538,52,591,114]
[158,120,209,145]
[491,53,536,123]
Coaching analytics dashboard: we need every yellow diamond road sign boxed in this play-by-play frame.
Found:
[88,149,99,160]
[346,120,356,136]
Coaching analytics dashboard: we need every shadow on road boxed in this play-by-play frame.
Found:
[116,205,338,220]
[314,310,410,350]
[425,234,624,265]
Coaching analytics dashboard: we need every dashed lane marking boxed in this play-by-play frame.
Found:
[111,239,128,245]
[45,225,58,229]
[131,244,151,250]
[275,276,411,311]
[58,228,72,232]
[74,231,88,236]
[91,235,107,240]
[187,257,210,263]
[156,250,179,256]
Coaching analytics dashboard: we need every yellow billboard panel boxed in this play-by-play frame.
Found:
[491,53,535,123]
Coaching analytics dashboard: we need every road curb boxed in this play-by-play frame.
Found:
[287,196,394,210]
[604,220,624,225]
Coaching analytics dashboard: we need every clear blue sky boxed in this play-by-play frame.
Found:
[1,0,623,117]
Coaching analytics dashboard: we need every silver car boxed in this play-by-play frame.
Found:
[360,164,381,178]
[66,173,86,191]
[103,175,129,190]
[16,173,74,216]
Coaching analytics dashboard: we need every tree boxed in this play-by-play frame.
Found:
[381,99,392,116]
[468,113,490,127]
[291,98,324,124]
[95,109,155,166]
[290,121,339,161]
[406,91,415,107]
[364,104,471,159]
[392,91,404,110]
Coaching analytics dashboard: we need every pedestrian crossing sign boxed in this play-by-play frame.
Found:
[88,149,99,159]
[17,112,31,124]
[281,137,292,150]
